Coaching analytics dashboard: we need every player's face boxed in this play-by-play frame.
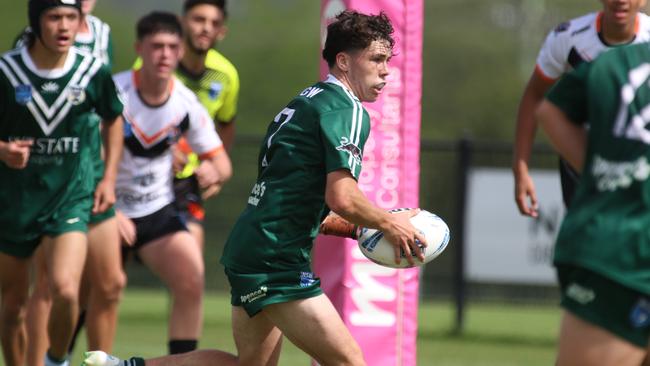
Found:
[38,7,80,54]
[80,0,97,15]
[182,4,227,54]
[346,40,391,103]
[137,32,183,80]
[601,0,647,26]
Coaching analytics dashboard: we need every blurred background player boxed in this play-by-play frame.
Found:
[113,11,231,355]
[173,0,239,255]
[536,39,650,366]
[81,10,425,366]
[512,0,650,217]
[22,0,126,364]
[0,0,123,365]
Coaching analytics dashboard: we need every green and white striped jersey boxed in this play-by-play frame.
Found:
[0,46,122,241]
[547,42,650,295]
[221,74,371,273]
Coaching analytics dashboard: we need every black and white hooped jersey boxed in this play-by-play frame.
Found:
[535,12,650,81]
[113,70,223,218]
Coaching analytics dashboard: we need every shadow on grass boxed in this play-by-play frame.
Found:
[419,328,556,349]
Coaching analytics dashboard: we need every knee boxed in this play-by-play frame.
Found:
[94,270,127,303]
[1,296,27,327]
[171,270,204,302]
[49,278,80,305]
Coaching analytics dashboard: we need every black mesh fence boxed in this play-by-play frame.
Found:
[126,135,563,305]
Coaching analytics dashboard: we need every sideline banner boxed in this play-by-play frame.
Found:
[313,1,423,365]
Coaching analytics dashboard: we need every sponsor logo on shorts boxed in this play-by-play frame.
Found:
[240,286,268,304]
[630,298,650,328]
[299,272,315,287]
[566,282,595,305]
[66,217,80,224]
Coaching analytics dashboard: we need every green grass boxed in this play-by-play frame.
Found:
[56,289,561,366]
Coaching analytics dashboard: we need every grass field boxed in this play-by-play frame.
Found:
[50,289,562,366]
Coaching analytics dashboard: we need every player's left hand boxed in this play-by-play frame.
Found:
[93,178,116,214]
[195,160,221,188]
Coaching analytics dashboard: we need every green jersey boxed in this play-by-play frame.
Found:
[0,47,122,242]
[74,14,114,69]
[221,75,370,273]
[547,42,650,295]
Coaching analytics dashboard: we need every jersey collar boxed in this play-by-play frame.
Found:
[20,46,77,79]
[324,73,360,102]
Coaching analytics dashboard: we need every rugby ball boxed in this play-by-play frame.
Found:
[357,209,450,268]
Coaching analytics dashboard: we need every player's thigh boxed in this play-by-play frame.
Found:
[41,232,88,294]
[557,310,646,366]
[86,217,124,285]
[232,305,282,366]
[137,231,204,288]
[186,221,204,251]
[263,294,365,366]
[0,252,30,306]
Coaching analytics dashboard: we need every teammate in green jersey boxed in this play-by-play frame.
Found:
[513,0,649,217]
[82,10,424,366]
[537,42,650,365]
[0,1,123,366]
[23,1,126,364]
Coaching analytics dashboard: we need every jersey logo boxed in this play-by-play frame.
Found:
[41,81,60,94]
[14,84,32,105]
[67,85,86,105]
[336,137,362,165]
[0,50,103,136]
[209,82,222,100]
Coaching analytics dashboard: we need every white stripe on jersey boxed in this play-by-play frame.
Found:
[536,12,650,80]
[0,48,101,136]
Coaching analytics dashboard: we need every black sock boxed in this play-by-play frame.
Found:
[168,339,197,354]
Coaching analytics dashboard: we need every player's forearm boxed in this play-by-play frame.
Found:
[536,100,586,172]
[209,150,232,184]
[513,73,555,174]
[216,120,236,152]
[101,116,124,182]
[325,171,393,232]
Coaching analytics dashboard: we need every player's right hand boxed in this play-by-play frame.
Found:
[381,208,427,266]
[116,210,136,247]
[514,170,538,217]
[0,139,33,169]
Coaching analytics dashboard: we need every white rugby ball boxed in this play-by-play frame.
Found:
[357,210,450,268]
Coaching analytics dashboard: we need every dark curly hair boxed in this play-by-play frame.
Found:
[322,10,394,68]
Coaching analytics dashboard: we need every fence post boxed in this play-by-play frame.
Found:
[454,137,472,333]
